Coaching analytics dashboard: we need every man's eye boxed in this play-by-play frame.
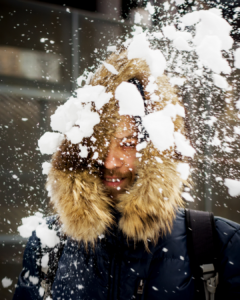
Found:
[120,141,136,148]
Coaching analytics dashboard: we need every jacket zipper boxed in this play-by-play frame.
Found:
[135,279,145,300]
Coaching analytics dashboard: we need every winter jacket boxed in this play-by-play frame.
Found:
[13,209,240,300]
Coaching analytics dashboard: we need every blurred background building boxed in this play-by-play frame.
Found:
[0,0,239,298]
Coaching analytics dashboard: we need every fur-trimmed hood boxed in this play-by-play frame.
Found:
[47,49,186,248]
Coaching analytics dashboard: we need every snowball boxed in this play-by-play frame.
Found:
[194,10,233,51]
[42,162,51,175]
[234,48,240,69]
[50,97,78,133]
[115,82,145,116]
[107,45,116,52]
[102,62,118,75]
[213,74,228,90]
[128,33,166,77]
[36,222,60,248]
[173,37,191,51]
[18,213,44,238]
[224,179,240,197]
[65,127,84,145]
[182,192,194,202]
[76,85,112,110]
[2,277,12,288]
[174,132,195,158]
[38,132,64,155]
[177,163,190,180]
[29,276,39,285]
[79,145,88,158]
[66,103,100,144]
[142,111,175,152]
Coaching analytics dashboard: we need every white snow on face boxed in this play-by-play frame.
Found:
[38,132,64,155]
[177,163,190,180]
[102,62,118,75]
[2,277,12,288]
[115,82,145,116]
[127,33,166,77]
[142,111,175,152]
[224,179,240,197]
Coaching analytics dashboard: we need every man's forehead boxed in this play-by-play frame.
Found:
[114,116,137,139]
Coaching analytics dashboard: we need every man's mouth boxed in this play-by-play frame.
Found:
[102,177,125,187]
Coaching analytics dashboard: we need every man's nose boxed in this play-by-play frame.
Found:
[104,147,123,170]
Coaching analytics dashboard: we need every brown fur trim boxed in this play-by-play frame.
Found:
[117,144,185,249]
[46,168,114,245]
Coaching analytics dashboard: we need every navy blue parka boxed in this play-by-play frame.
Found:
[13,209,240,300]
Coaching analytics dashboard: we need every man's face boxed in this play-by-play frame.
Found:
[101,116,138,201]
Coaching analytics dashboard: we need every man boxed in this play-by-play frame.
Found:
[13,49,240,300]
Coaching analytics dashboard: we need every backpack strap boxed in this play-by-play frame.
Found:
[185,209,219,300]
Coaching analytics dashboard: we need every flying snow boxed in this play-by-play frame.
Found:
[224,179,240,197]
[115,82,145,116]
[128,33,166,77]
[18,212,60,248]
[38,132,64,155]
[2,277,12,288]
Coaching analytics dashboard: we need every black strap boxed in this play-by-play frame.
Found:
[185,209,217,299]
